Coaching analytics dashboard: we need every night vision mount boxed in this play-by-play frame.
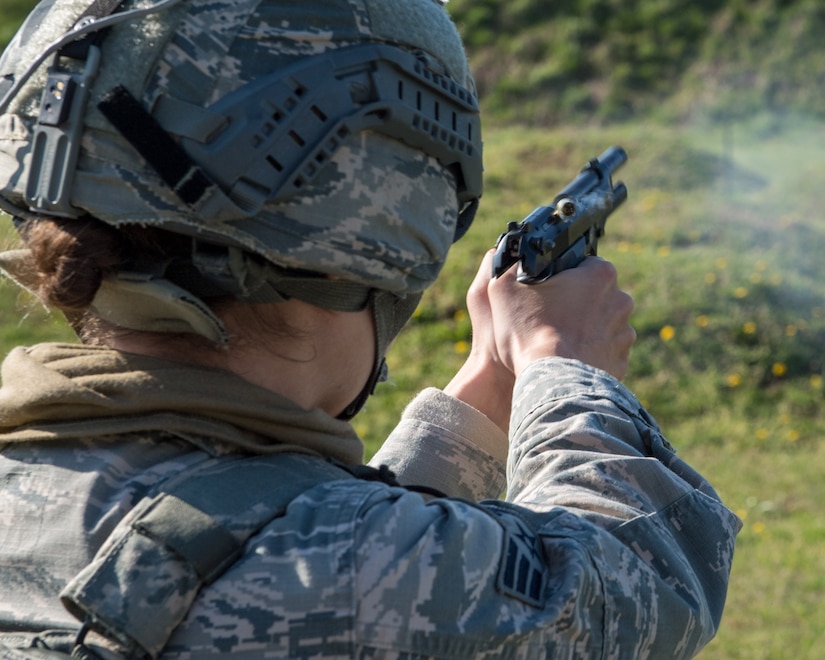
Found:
[170,43,484,233]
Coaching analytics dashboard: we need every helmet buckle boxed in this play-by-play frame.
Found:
[24,45,101,217]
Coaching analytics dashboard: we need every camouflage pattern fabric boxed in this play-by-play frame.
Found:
[0,345,741,658]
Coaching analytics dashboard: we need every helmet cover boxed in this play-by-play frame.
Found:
[0,0,482,297]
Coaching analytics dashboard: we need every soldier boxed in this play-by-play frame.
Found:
[0,0,741,658]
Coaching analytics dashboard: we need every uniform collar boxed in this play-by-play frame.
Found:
[0,343,364,464]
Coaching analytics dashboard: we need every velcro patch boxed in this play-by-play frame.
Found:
[496,515,548,607]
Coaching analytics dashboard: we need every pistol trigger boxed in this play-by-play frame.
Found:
[492,248,516,278]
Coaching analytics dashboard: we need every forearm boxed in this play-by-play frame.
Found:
[507,357,742,635]
[507,357,722,509]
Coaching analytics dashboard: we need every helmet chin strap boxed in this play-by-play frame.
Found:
[337,290,422,421]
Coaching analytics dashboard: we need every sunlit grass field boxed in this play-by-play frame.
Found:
[1,117,823,657]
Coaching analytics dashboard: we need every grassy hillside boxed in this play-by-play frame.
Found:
[447,0,825,124]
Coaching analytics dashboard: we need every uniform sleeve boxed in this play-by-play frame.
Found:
[507,357,742,654]
[353,357,741,658]
[369,387,507,500]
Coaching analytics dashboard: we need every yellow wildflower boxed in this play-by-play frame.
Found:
[659,325,676,341]
[726,374,742,388]
[771,362,787,377]
[453,340,470,355]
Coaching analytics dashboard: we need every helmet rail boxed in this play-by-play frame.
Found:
[96,43,482,242]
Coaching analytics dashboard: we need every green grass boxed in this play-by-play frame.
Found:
[0,0,36,50]
[0,276,76,346]
[2,118,824,657]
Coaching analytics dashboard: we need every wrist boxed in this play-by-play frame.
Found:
[511,330,567,377]
[444,353,514,434]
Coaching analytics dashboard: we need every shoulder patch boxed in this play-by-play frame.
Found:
[495,515,548,608]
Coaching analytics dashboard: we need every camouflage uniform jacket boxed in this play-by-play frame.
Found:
[0,343,741,658]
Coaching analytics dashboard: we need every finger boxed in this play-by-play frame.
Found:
[467,250,495,309]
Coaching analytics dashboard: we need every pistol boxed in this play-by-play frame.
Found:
[492,146,628,283]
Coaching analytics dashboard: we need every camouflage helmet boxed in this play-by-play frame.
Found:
[0,0,482,343]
